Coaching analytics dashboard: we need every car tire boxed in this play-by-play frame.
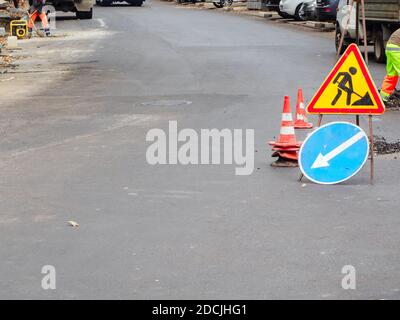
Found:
[76,8,93,19]
[213,1,224,8]
[374,27,386,64]
[294,3,303,21]
[298,3,308,21]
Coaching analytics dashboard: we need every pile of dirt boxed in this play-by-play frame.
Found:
[374,135,400,155]
[0,0,28,26]
[385,89,400,110]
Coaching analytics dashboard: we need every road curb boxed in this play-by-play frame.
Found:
[169,1,336,32]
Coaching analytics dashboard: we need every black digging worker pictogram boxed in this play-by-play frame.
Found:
[331,67,374,106]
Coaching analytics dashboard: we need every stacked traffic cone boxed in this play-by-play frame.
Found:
[294,88,313,129]
[269,96,302,167]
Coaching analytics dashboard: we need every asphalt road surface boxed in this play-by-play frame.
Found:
[1,0,400,299]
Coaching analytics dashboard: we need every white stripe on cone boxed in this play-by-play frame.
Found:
[281,113,293,121]
[280,126,295,135]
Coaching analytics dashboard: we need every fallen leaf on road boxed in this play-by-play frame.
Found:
[67,220,79,227]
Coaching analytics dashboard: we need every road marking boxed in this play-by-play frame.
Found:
[0,115,157,163]
[97,18,108,29]
[311,131,366,169]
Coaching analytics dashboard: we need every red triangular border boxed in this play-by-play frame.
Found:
[307,44,385,115]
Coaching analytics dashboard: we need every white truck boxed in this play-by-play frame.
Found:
[336,0,400,63]
[46,0,94,19]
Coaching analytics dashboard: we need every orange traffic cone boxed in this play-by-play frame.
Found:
[269,96,301,148]
[276,151,298,161]
[294,88,313,129]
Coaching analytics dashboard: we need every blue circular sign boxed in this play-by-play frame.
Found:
[299,122,369,185]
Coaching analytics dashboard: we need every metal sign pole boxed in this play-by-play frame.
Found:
[360,0,374,184]
[356,0,360,45]
[360,0,369,64]
[336,0,354,61]
[369,115,375,182]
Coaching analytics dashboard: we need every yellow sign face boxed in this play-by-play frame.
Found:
[307,44,385,115]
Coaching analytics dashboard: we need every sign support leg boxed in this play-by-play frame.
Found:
[369,115,374,184]
[356,1,360,46]
[336,0,354,61]
[361,0,369,64]
[317,114,323,127]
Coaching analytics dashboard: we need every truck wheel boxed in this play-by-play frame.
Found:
[76,8,93,19]
[374,28,386,64]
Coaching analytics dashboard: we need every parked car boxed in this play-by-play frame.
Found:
[96,0,144,6]
[279,0,305,20]
[266,0,280,11]
[266,0,288,18]
[316,0,339,21]
[212,0,233,8]
[298,0,317,21]
[177,0,200,3]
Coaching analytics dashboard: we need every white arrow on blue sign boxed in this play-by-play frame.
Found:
[299,122,370,185]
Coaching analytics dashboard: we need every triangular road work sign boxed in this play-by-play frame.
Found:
[307,44,385,115]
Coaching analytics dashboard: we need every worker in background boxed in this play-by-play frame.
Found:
[28,0,50,37]
[380,29,400,102]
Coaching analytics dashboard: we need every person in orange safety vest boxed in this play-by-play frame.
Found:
[380,29,400,103]
[28,0,50,37]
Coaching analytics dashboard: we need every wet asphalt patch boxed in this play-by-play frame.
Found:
[141,100,192,107]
